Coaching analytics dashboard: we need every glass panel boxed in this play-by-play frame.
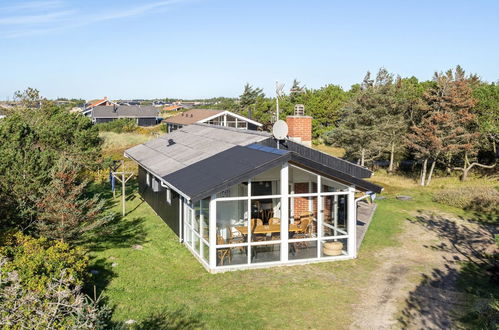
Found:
[322,194,348,237]
[226,114,238,127]
[216,182,248,198]
[289,196,317,238]
[289,241,318,260]
[216,200,248,244]
[194,198,210,235]
[322,176,348,192]
[185,224,192,246]
[250,244,280,264]
[193,233,200,254]
[237,121,247,129]
[251,198,281,242]
[202,242,209,263]
[252,167,280,196]
[289,165,318,194]
[321,238,348,257]
[217,247,248,266]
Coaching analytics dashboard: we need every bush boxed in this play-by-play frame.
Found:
[461,299,499,329]
[0,232,111,328]
[0,232,88,291]
[96,118,138,133]
[0,259,111,329]
[433,187,499,218]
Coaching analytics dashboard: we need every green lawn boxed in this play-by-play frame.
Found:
[85,172,496,328]
[84,181,409,328]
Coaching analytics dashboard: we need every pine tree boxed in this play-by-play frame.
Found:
[36,159,108,243]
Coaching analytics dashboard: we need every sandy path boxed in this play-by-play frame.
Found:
[350,211,497,329]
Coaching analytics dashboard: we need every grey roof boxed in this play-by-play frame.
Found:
[92,105,158,118]
[259,139,372,178]
[164,145,291,201]
[125,124,382,200]
[125,124,270,185]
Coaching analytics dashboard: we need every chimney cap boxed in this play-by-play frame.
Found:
[294,104,305,116]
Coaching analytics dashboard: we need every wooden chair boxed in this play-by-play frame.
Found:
[217,235,231,265]
[267,217,281,241]
[250,218,266,242]
[294,219,311,248]
[228,226,246,254]
[268,217,280,225]
[251,218,263,227]
[294,211,313,225]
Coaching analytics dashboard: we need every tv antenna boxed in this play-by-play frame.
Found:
[275,81,285,122]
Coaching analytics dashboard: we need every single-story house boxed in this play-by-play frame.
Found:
[82,97,117,116]
[164,109,262,132]
[125,114,382,273]
[163,105,184,112]
[92,105,159,126]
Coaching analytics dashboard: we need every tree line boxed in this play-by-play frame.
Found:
[204,66,498,185]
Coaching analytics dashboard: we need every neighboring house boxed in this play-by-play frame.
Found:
[82,97,117,116]
[125,113,382,273]
[92,105,159,126]
[165,109,262,132]
[163,105,184,112]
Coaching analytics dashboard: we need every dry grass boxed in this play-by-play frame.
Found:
[314,144,346,157]
[100,132,156,154]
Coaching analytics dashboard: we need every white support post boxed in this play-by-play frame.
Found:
[333,195,338,236]
[317,174,322,258]
[280,163,289,262]
[209,195,217,269]
[247,179,252,264]
[178,197,183,243]
[347,187,356,258]
[308,181,313,211]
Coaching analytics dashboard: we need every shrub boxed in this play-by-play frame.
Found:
[0,233,111,328]
[0,232,88,291]
[0,259,111,329]
[433,187,499,218]
[96,118,138,133]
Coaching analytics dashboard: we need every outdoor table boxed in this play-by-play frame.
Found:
[235,224,302,235]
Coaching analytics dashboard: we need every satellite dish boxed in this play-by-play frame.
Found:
[272,120,288,140]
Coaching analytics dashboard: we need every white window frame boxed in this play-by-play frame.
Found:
[208,162,355,270]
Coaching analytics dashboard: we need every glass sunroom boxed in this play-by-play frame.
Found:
[181,162,356,272]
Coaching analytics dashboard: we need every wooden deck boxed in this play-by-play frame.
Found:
[356,200,377,251]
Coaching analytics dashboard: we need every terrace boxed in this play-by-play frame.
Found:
[181,163,357,272]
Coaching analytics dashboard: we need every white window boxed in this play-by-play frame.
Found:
[166,187,172,205]
[146,172,150,186]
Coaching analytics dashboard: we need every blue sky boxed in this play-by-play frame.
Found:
[1,0,498,100]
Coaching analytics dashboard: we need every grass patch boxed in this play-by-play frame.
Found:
[85,180,415,328]
[314,144,345,157]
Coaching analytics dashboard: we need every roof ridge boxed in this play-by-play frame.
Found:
[191,123,271,137]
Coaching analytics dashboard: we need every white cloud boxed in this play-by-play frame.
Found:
[0,1,64,12]
[0,10,74,25]
[0,0,188,38]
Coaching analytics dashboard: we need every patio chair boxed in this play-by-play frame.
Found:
[295,211,313,225]
[250,218,266,242]
[293,218,311,248]
[217,235,231,266]
[268,217,281,241]
[228,226,246,254]
[251,218,263,227]
[268,217,280,225]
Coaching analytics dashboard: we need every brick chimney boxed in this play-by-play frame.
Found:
[286,104,312,147]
